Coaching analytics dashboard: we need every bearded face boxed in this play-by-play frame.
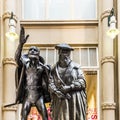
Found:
[28,46,40,60]
[58,49,71,67]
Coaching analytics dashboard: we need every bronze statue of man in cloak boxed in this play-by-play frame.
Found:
[49,43,87,120]
[15,27,50,120]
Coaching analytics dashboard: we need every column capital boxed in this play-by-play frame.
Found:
[2,105,17,111]
[102,102,116,110]
[101,56,115,65]
[2,58,16,66]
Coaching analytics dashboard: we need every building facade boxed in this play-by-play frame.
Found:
[0,0,120,120]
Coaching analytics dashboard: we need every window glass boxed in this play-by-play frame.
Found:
[27,107,42,120]
[81,48,89,66]
[48,0,71,20]
[80,48,97,67]
[22,0,97,20]
[40,48,46,62]
[74,0,97,20]
[85,71,97,120]
[48,49,54,65]
[23,0,45,20]
[23,47,97,67]
[89,48,97,66]
[55,50,59,63]
[72,48,80,63]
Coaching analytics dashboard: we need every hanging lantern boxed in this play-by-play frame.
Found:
[5,12,19,41]
[107,8,119,39]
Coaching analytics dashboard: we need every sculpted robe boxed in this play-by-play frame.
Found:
[49,61,87,120]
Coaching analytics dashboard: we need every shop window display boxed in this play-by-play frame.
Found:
[27,104,52,120]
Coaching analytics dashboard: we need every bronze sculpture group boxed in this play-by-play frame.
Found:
[14,27,87,120]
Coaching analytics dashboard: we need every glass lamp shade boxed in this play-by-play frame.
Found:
[6,19,19,41]
[6,28,19,41]
[107,15,120,39]
[107,28,119,39]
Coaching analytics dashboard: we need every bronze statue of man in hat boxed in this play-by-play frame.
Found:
[49,43,87,120]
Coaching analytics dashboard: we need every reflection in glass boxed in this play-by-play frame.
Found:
[85,71,97,120]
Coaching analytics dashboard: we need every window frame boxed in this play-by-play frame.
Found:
[23,45,99,69]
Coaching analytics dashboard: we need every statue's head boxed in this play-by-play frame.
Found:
[28,46,40,60]
[55,43,74,67]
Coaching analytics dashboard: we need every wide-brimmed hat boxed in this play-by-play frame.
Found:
[55,43,74,51]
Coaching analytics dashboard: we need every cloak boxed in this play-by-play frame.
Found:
[50,61,87,120]
[15,54,51,104]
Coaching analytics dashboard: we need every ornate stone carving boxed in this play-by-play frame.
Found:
[102,102,116,110]
[100,10,111,21]
[101,56,115,65]
[2,105,17,111]
[2,58,17,66]
[2,11,17,22]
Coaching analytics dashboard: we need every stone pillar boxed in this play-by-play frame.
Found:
[100,0,116,120]
[117,0,120,119]
[0,1,3,120]
[2,0,18,120]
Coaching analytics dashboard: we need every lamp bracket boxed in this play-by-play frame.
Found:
[108,8,115,26]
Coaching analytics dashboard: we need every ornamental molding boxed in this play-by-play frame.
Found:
[102,102,116,110]
[100,10,111,21]
[101,56,115,65]
[2,58,17,66]
[2,105,17,111]
[2,11,17,22]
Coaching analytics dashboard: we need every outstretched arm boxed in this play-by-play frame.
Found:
[15,26,29,65]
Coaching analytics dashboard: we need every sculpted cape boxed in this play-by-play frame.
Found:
[15,54,51,104]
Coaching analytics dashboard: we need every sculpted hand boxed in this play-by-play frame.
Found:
[55,91,65,99]
[19,26,29,45]
[60,85,71,94]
